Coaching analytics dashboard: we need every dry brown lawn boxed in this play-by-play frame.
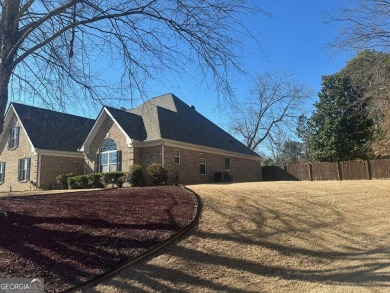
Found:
[84,181,390,293]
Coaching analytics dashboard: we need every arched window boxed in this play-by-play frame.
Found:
[98,139,121,172]
[101,138,117,152]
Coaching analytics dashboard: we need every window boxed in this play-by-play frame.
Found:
[18,158,30,182]
[97,138,121,172]
[225,158,231,171]
[0,162,5,183]
[200,153,206,175]
[174,149,180,164]
[7,124,20,149]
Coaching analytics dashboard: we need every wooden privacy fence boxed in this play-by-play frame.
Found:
[262,159,390,181]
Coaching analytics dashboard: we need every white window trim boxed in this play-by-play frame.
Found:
[200,153,206,175]
[174,149,181,164]
[100,150,118,172]
[225,157,231,171]
[0,162,5,184]
[18,158,31,182]
[8,125,20,150]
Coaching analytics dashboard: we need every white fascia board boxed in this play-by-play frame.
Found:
[80,109,106,153]
[33,148,85,158]
[132,139,262,161]
[103,107,132,146]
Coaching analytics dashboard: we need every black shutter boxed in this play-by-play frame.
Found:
[7,129,12,149]
[26,158,31,181]
[95,153,100,173]
[117,150,122,171]
[17,159,21,181]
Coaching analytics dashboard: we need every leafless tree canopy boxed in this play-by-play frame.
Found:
[228,71,312,152]
[0,0,261,131]
[327,0,390,51]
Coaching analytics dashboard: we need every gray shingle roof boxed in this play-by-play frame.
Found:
[156,94,260,157]
[104,106,147,141]
[12,103,95,152]
[125,94,260,157]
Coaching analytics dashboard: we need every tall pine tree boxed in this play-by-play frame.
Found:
[307,74,374,162]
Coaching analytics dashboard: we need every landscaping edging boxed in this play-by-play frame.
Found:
[66,186,202,293]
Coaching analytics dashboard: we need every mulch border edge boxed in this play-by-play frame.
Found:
[65,185,202,293]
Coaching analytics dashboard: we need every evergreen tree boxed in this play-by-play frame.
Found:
[307,74,374,162]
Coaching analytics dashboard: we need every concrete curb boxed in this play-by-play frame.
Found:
[66,186,202,293]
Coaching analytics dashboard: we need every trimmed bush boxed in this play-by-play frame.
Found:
[100,171,126,187]
[87,173,104,188]
[55,172,76,189]
[147,163,168,185]
[67,177,77,189]
[128,164,144,187]
[67,175,89,189]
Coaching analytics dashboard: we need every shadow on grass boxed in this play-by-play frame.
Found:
[84,187,390,292]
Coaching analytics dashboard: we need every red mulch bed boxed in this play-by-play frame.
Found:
[0,186,198,293]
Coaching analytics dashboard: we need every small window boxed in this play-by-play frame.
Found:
[7,124,20,149]
[225,158,231,171]
[174,149,180,164]
[0,162,5,183]
[18,158,31,182]
[200,153,206,175]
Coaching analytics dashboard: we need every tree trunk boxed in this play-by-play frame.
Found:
[0,69,12,133]
[0,0,21,133]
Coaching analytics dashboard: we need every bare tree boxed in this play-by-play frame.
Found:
[0,0,262,132]
[326,0,390,51]
[228,71,312,152]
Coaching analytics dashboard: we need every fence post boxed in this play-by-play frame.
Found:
[309,164,313,181]
[337,162,343,181]
[367,160,372,180]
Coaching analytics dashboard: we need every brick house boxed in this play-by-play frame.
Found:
[0,103,94,191]
[81,93,262,185]
[0,94,261,190]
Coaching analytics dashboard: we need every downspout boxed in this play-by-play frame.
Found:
[37,152,41,189]
[161,140,165,167]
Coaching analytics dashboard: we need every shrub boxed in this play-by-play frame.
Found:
[67,177,77,189]
[100,171,126,187]
[67,175,89,189]
[87,173,104,188]
[55,172,76,189]
[128,164,144,187]
[147,163,168,185]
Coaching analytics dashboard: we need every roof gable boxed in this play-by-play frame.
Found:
[104,106,147,141]
[11,103,95,152]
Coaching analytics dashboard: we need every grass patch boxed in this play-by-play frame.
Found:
[90,181,390,293]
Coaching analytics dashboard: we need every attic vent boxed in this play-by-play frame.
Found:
[189,105,196,110]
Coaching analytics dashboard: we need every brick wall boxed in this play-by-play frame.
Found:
[84,115,134,173]
[0,113,38,192]
[136,145,162,185]
[39,155,85,189]
[163,146,261,185]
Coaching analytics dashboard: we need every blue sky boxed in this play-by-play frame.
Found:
[14,1,355,131]
[151,0,355,126]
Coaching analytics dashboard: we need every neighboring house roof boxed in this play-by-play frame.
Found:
[11,103,95,152]
[119,93,259,157]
